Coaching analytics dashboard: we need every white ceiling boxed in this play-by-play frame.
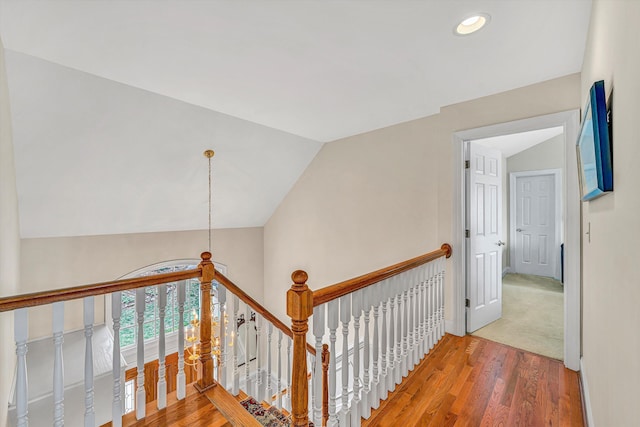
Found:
[0,0,592,238]
[474,126,565,158]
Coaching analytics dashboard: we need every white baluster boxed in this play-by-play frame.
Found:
[401,279,410,378]
[266,322,273,403]
[418,267,426,359]
[327,299,339,427]
[53,302,64,427]
[351,290,362,426]
[84,296,95,427]
[232,294,240,396]
[312,304,325,426]
[339,294,351,427]
[111,293,123,427]
[379,282,388,402]
[439,258,445,339]
[255,313,262,400]
[244,304,252,395]
[394,284,403,386]
[135,288,145,419]
[409,270,417,369]
[378,280,397,400]
[370,288,380,410]
[277,330,283,409]
[361,287,372,419]
[427,262,434,350]
[218,286,227,390]
[177,281,186,400]
[157,284,167,409]
[15,308,28,427]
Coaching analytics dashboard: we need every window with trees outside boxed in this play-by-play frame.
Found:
[119,260,226,348]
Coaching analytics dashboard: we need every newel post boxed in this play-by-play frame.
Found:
[195,251,216,392]
[288,270,313,427]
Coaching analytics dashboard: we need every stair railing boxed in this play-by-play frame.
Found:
[0,252,220,426]
[287,243,452,427]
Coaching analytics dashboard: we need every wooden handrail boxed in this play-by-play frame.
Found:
[215,270,317,356]
[312,243,452,307]
[0,268,202,313]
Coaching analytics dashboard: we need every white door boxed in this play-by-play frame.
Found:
[467,142,503,332]
[512,173,557,278]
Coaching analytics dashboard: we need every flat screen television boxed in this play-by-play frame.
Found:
[577,80,613,201]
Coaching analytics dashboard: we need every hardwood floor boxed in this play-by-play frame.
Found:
[101,384,232,427]
[363,334,584,427]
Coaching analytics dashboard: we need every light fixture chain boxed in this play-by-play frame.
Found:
[208,154,212,252]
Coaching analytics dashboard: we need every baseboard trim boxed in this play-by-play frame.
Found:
[579,357,594,426]
[502,267,510,277]
[445,319,459,336]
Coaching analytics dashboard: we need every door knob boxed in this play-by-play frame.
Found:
[516,228,523,232]
[496,240,506,246]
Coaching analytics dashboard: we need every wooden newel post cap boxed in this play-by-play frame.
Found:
[287,270,313,320]
[199,251,215,283]
[291,270,308,286]
[201,251,212,262]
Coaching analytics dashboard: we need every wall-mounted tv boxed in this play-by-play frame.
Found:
[577,80,613,201]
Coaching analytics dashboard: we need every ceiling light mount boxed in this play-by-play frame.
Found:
[455,13,490,36]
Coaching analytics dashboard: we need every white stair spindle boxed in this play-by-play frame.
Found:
[312,304,325,426]
[409,271,417,369]
[431,261,437,347]
[418,267,426,358]
[111,293,123,427]
[254,313,262,400]
[339,294,351,427]
[157,284,167,409]
[361,287,372,419]
[135,288,146,419]
[370,289,380,410]
[15,308,28,427]
[439,258,445,339]
[244,304,252,395]
[177,281,186,400]
[351,290,362,426]
[218,286,227,390]
[327,299,339,427]
[401,280,410,378]
[394,286,403,386]
[232,294,240,396]
[378,280,396,400]
[266,322,273,403]
[277,330,283,409]
[53,302,65,427]
[84,296,95,427]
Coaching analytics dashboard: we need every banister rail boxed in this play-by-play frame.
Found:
[215,270,316,356]
[312,243,452,307]
[0,268,202,312]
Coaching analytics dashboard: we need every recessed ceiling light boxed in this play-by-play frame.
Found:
[455,13,490,36]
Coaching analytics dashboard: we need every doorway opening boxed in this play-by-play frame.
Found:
[450,110,581,370]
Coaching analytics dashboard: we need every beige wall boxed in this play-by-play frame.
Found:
[21,227,264,339]
[580,1,640,425]
[0,38,20,427]
[264,74,580,325]
[504,134,565,269]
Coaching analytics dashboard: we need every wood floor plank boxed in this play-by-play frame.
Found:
[363,334,584,427]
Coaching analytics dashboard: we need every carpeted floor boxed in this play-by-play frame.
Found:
[471,273,564,360]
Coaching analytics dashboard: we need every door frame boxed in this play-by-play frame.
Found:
[450,110,581,371]
[509,169,563,280]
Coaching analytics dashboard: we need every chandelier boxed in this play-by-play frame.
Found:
[184,149,226,369]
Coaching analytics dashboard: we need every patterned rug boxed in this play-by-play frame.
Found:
[239,397,315,427]
[240,397,290,427]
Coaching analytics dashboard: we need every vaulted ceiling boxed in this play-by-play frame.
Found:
[0,0,592,238]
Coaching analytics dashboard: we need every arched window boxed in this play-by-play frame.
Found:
[117,259,226,348]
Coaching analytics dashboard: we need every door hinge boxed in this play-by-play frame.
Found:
[465,160,470,169]
[465,298,470,308]
[465,229,470,238]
